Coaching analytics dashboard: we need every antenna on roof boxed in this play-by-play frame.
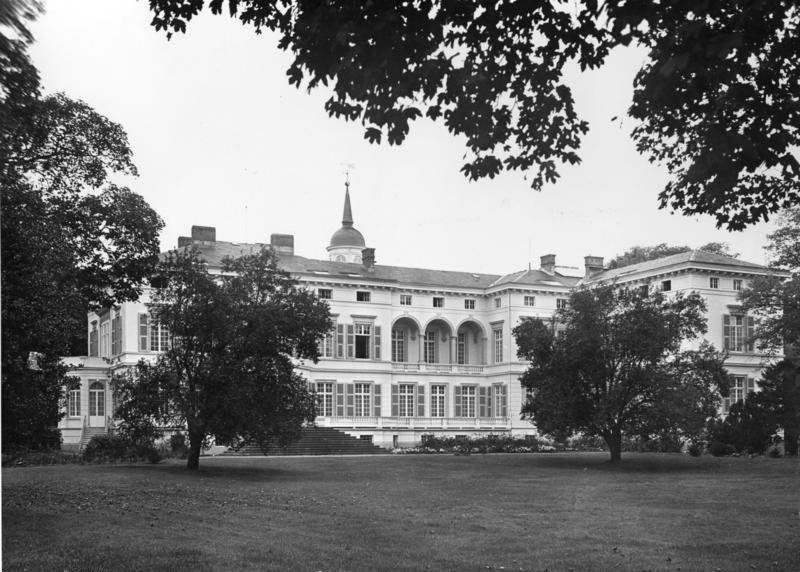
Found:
[528,237,532,271]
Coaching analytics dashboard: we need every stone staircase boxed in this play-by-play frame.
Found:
[79,426,109,450]
[221,427,389,456]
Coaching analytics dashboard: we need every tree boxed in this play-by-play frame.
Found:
[513,287,729,462]
[606,242,738,270]
[147,1,799,229]
[115,247,332,469]
[1,4,164,449]
[740,207,800,455]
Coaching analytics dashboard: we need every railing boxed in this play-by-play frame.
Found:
[315,416,509,429]
[391,362,484,374]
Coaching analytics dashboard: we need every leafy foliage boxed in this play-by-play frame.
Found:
[147,1,799,228]
[706,395,778,456]
[513,286,729,462]
[606,242,738,270]
[1,3,164,450]
[115,247,332,469]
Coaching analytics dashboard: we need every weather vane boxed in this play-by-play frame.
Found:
[342,162,356,188]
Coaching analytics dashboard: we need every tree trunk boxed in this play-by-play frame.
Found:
[785,426,799,457]
[604,429,622,463]
[186,428,203,470]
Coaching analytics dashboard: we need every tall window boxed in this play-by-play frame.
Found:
[461,386,476,417]
[355,323,371,359]
[356,291,371,302]
[400,294,412,306]
[431,385,446,417]
[424,330,437,364]
[398,384,415,417]
[391,328,406,362]
[709,276,719,289]
[354,383,372,416]
[89,323,99,357]
[318,288,332,299]
[315,382,334,416]
[68,389,81,417]
[464,299,475,310]
[433,297,444,308]
[723,315,754,352]
[723,376,754,413]
[493,328,503,363]
[318,327,335,358]
[457,333,466,364]
[493,385,507,417]
[524,295,536,306]
[111,315,122,355]
[150,321,169,352]
[100,322,110,357]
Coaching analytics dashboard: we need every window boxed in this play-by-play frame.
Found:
[68,389,80,417]
[661,280,671,292]
[400,294,412,306]
[100,322,110,358]
[89,381,105,418]
[457,333,466,365]
[315,382,334,416]
[464,299,475,310]
[461,386,476,417]
[391,328,406,362]
[524,295,536,307]
[556,298,568,310]
[355,323,372,359]
[150,321,169,352]
[723,376,754,413]
[318,327,335,358]
[424,330,437,364]
[710,276,719,289]
[431,385,446,417]
[733,279,743,291]
[493,328,503,363]
[356,291,371,302]
[318,288,332,299]
[433,297,444,308]
[723,314,754,352]
[398,384,415,417]
[493,385,508,418]
[111,314,122,355]
[494,297,502,308]
[354,383,371,416]
[638,284,649,297]
[89,323,99,357]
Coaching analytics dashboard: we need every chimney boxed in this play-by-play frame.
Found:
[270,233,294,256]
[540,254,556,274]
[584,255,604,277]
[177,236,193,248]
[362,247,375,270]
[191,225,216,243]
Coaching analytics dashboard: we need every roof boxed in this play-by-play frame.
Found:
[587,250,773,282]
[489,268,579,289]
[329,226,365,248]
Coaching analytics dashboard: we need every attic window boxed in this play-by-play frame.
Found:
[356,291,371,302]
[661,280,671,292]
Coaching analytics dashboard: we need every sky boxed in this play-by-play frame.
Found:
[28,0,775,276]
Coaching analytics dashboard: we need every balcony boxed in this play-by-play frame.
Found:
[315,416,509,430]
[391,362,484,374]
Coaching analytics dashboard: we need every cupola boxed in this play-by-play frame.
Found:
[327,182,367,263]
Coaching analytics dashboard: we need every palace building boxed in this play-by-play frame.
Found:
[59,185,786,450]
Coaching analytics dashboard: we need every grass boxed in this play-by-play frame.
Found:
[3,453,799,571]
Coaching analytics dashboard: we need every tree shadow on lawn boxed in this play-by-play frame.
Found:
[100,458,307,483]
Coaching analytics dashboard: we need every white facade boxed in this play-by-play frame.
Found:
[59,192,785,449]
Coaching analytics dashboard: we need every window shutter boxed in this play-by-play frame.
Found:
[336,324,344,358]
[347,325,354,358]
[89,330,98,357]
[417,385,425,417]
[501,385,508,417]
[391,384,398,417]
[478,386,487,417]
[138,313,149,352]
[454,386,462,417]
[346,383,355,417]
[374,384,382,417]
[487,387,494,418]
[746,316,755,352]
[746,377,755,395]
[336,383,345,417]
[374,326,381,360]
[723,315,731,350]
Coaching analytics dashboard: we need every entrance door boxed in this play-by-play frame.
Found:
[88,381,106,427]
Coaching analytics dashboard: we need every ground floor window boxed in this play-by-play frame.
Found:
[723,376,754,413]
[461,386,476,417]
[431,385,446,417]
[88,381,105,418]
[493,384,507,417]
[354,383,371,416]
[316,382,334,416]
[399,384,415,417]
[68,389,80,417]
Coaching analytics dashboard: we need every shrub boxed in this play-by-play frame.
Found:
[168,432,188,458]
[709,440,735,457]
[82,433,160,463]
[687,442,703,457]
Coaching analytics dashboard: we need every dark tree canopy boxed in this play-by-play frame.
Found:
[514,287,729,462]
[606,241,738,270]
[148,0,799,229]
[116,247,332,469]
[1,4,164,449]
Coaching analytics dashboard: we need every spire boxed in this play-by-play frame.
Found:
[342,182,353,227]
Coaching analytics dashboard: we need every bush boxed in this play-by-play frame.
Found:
[709,440,735,457]
[82,433,160,463]
[706,399,778,455]
[687,442,703,457]
[168,432,188,459]
[411,434,543,454]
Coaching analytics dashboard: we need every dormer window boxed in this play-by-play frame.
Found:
[318,288,332,299]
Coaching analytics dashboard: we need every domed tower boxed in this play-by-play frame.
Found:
[327,182,366,263]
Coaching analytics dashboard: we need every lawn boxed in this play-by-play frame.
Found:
[3,453,798,571]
